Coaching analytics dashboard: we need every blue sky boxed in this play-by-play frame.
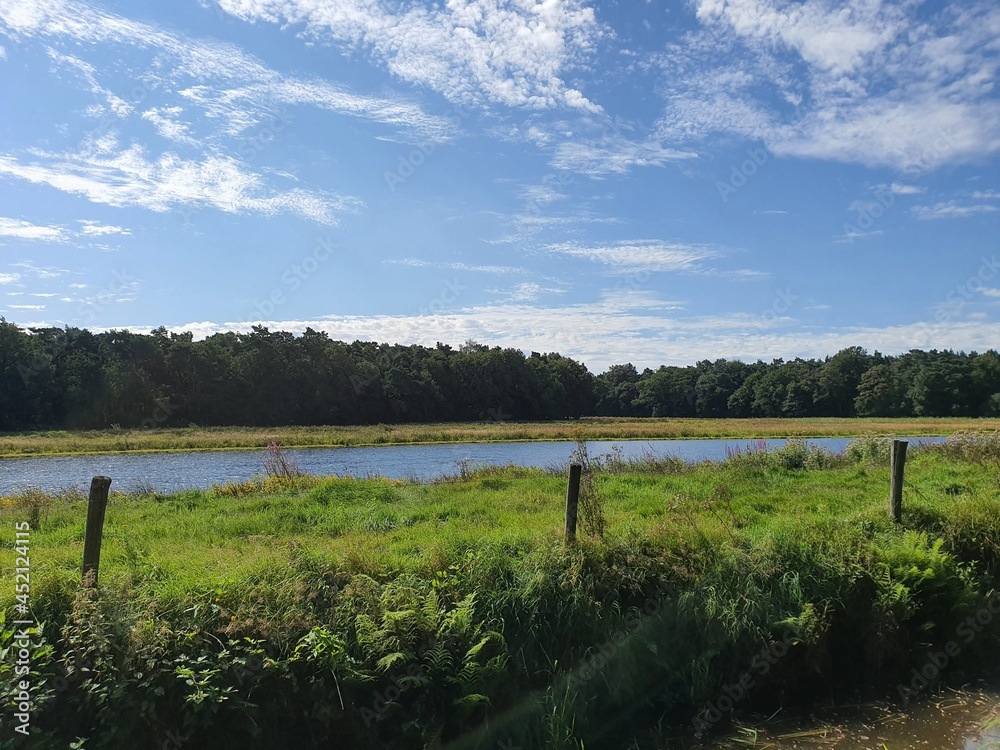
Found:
[0,0,998,371]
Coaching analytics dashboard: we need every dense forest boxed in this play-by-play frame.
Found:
[1,319,999,430]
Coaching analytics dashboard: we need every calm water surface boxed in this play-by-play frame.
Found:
[0,436,945,494]
[702,689,1000,749]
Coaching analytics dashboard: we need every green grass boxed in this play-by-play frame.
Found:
[2,439,1000,749]
[0,416,994,456]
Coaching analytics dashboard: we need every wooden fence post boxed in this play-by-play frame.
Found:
[889,440,907,523]
[82,476,112,587]
[565,463,581,544]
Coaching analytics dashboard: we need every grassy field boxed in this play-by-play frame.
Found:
[2,435,1000,749]
[0,416,994,456]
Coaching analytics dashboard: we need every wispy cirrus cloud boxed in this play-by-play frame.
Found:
[216,0,604,113]
[385,258,528,276]
[0,135,359,224]
[546,240,716,272]
[487,281,568,303]
[141,107,199,147]
[543,240,764,278]
[0,0,455,143]
[911,201,999,220]
[550,137,697,176]
[11,261,69,278]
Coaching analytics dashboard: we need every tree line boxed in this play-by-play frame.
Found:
[1,319,998,430]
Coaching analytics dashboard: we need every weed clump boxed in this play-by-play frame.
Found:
[846,434,893,465]
[262,440,306,478]
[932,430,1000,464]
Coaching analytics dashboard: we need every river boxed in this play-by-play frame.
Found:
[0,436,945,494]
[702,688,1000,749]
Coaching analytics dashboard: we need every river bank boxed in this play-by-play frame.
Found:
[0,435,950,494]
[0,416,991,457]
[2,437,999,748]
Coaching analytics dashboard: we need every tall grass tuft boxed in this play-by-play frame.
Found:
[569,441,606,539]
[261,440,306,478]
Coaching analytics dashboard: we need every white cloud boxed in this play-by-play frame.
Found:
[888,183,926,195]
[488,282,567,303]
[9,304,45,310]
[911,201,1000,220]
[550,137,697,176]
[0,44,6,60]
[10,262,68,278]
[980,288,1000,298]
[658,2,1000,170]
[545,240,718,272]
[835,227,882,243]
[386,259,527,276]
[141,107,199,146]
[0,217,66,241]
[0,0,454,142]
[119,308,1000,372]
[46,48,132,117]
[519,183,567,206]
[0,273,21,284]
[543,240,763,279]
[216,0,604,113]
[0,136,359,224]
[78,220,131,236]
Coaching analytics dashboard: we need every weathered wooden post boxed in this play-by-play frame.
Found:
[565,463,581,544]
[82,476,112,587]
[889,440,907,523]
